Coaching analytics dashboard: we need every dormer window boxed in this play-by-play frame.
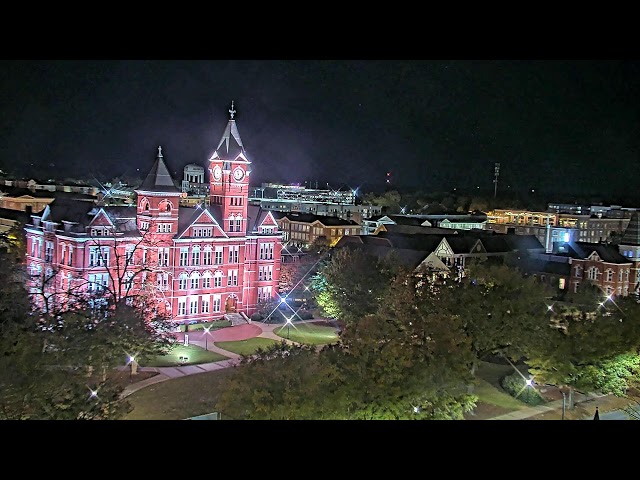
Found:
[91,227,112,237]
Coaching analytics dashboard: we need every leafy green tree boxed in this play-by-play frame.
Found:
[524,296,640,407]
[214,342,343,420]
[452,260,554,368]
[311,247,399,326]
[335,272,477,419]
[0,243,174,419]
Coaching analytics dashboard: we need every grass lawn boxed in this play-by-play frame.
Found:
[273,322,339,345]
[214,337,280,356]
[124,368,235,420]
[142,344,228,367]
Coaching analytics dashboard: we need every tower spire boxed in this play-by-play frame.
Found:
[229,101,236,120]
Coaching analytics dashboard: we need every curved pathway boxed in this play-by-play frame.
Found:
[120,320,325,398]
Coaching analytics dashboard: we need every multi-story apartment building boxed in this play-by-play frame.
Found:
[275,212,361,249]
[23,103,283,322]
[486,208,632,253]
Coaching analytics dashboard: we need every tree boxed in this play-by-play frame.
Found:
[524,296,640,408]
[214,342,343,420]
[452,260,554,367]
[311,247,399,326]
[335,273,477,419]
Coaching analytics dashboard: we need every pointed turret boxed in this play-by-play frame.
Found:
[209,101,248,164]
[139,146,180,193]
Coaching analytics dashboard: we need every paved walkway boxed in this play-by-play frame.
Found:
[120,319,332,398]
[487,391,604,420]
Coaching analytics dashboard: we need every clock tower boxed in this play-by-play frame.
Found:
[209,101,251,237]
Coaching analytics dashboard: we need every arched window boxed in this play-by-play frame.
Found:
[606,269,614,282]
[179,272,188,290]
[140,199,150,211]
[202,271,212,288]
[190,271,200,290]
[213,270,224,288]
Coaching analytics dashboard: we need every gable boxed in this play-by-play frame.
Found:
[178,208,227,239]
[378,215,395,224]
[88,209,115,227]
[587,251,602,262]
[421,219,433,227]
[416,252,450,272]
[434,238,454,257]
[260,211,278,227]
[470,239,487,254]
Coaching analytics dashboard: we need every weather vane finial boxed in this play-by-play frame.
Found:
[229,101,236,119]
[158,145,163,158]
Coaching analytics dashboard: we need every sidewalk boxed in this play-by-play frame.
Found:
[488,391,604,420]
[119,320,308,398]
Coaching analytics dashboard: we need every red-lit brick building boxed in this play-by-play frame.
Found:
[24,103,283,323]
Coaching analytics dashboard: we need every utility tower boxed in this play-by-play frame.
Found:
[493,162,500,198]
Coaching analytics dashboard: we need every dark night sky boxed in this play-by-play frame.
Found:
[1,60,639,200]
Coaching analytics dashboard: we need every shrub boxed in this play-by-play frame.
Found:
[500,371,546,406]
[250,312,263,322]
[298,310,314,320]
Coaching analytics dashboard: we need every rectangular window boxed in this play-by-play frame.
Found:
[68,246,73,266]
[45,241,54,263]
[192,249,200,266]
[203,250,212,265]
[202,298,210,314]
[214,276,222,288]
[215,248,223,265]
[125,245,135,265]
[140,221,150,231]
[180,248,189,266]
[157,247,169,267]
[178,299,187,316]
[60,245,66,265]
[190,298,199,314]
[31,237,36,257]
[190,276,200,289]
[202,276,211,288]
[37,238,42,258]
[235,219,241,232]
[228,245,239,263]
[142,247,147,265]
[157,223,172,233]
[213,295,221,312]
[259,243,274,260]
[258,286,272,302]
[227,269,238,286]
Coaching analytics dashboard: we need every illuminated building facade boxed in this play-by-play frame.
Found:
[23,103,283,323]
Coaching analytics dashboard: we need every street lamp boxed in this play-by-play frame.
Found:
[203,325,211,351]
[285,316,293,339]
[128,355,136,383]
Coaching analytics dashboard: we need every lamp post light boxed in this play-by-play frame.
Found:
[128,355,136,383]
[203,325,211,351]
[285,316,293,339]
[561,391,566,420]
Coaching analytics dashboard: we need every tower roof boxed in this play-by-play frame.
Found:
[620,211,640,246]
[137,146,180,193]
[209,101,249,162]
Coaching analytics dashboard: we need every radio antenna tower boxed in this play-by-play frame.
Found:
[493,162,500,198]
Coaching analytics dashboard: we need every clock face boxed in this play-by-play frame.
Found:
[233,166,245,182]
[212,165,222,181]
